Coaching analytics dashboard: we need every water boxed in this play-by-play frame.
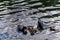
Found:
[0,0,60,40]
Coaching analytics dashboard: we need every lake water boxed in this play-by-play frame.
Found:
[0,0,60,40]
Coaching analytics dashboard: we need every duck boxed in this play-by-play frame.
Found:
[28,26,36,35]
[17,25,27,35]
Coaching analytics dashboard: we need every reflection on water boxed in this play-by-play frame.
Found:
[0,0,60,40]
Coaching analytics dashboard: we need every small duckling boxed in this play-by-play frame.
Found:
[22,26,27,35]
[49,27,56,31]
[28,26,36,35]
[17,25,27,35]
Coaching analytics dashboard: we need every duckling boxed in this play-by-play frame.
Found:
[22,26,27,35]
[28,26,36,35]
[17,25,27,35]
[49,27,56,31]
